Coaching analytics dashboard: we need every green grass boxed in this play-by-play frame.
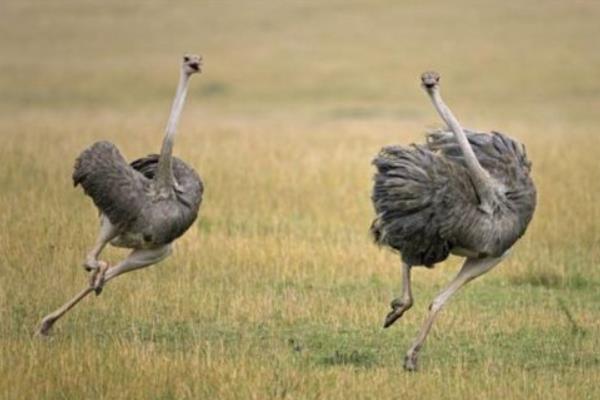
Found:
[1,0,600,399]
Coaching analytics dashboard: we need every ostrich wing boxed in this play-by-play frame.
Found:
[371,145,470,266]
[426,129,532,186]
[427,129,536,252]
[130,154,161,179]
[129,153,204,246]
[130,154,203,210]
[73,141,150,228]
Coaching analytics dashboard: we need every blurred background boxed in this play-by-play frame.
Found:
[3,0,599,118]
[1,1,599,398]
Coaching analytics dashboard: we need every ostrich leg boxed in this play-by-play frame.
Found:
[403,254,507,371]
[92,245,172,291]
[83,215,118,271]
[36,245,172,336]
[36,261,110,336]
[36,287,95,336]
[384,262,413,328]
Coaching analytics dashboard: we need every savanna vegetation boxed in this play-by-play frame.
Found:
[1,1,599,398]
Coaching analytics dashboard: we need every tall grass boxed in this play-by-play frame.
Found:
[1,1,600,398]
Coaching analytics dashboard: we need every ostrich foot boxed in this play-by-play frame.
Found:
[83,257,102,272]
[383,297,413,328]
[90,261,109,295]
[403,351,419,371]
[36,315,57,337]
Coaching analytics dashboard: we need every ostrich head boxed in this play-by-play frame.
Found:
[182,54,202,76]
[421,71,440,91]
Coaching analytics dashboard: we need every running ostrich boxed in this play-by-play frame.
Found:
[37,54,204,336]
[371,71,536,370]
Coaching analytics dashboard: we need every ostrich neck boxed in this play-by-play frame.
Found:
[428,88,495,210]
[156,72,190,191]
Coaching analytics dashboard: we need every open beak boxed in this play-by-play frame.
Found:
[421,71,440,90]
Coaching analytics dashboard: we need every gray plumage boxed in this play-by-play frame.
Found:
[36,54,204,337]
[371,129,536,267]
[73,142,203,249]
[371,71,537,371]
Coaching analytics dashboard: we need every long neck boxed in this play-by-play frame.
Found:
[427,87,495,209]
[156,71,190,189]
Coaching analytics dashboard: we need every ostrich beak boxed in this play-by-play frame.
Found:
[421,71,440,90]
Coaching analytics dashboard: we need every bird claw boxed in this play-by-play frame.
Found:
[403,353,418,371]
[89,261,109,295]
[383,297,412,328]
[390,298,403,309]
[36,316,56,337]
[82,258,99,272]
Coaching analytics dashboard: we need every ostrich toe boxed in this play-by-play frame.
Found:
[90,261,110,295]
[383,297,413,328]
[83,258,100,272]
[404,352,419,371]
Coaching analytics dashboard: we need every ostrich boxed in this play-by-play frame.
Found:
[371,71,536,370]
[37,54,204,336]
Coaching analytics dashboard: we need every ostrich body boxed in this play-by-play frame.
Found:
[37,54,203,336]
[371,71,536,370]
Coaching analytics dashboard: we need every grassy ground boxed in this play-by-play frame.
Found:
[1,0,600,398]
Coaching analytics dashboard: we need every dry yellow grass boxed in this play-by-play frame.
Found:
[1,1,600,399]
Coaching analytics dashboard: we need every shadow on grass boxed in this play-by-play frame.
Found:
[286,328,389,369]
[319,349,377,368]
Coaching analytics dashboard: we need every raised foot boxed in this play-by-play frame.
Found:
[82,257,101,272]
[36,316,56,337]
[383,297,413,328]
[89,261,110,295]
[403,352,418,372]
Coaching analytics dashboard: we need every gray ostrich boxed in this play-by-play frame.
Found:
[371,71,536,370]
[37,54,204,336]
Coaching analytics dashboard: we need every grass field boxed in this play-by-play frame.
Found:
[1,1,600,398]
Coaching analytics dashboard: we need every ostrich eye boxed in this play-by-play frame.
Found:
[183,56,190,62]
